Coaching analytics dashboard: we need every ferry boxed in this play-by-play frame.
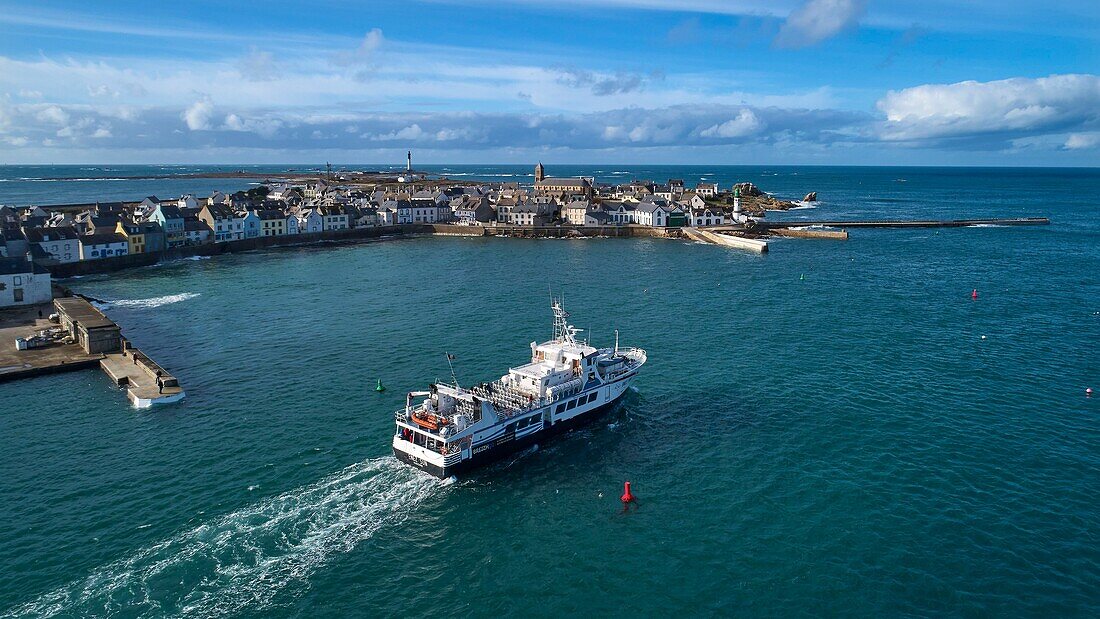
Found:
[392,299,646,478]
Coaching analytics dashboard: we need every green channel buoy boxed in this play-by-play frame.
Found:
[375,378,385,393]
[800,273,805,281]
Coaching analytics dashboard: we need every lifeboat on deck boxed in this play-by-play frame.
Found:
[411,411,441,430]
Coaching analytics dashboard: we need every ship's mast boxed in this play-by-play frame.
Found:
[551,297,581,345]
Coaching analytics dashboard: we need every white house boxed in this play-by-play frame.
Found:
[695,182,719,198]
[562,200,592,226]
[0,257,51,307]
[78,233,129,260]
[298,209,324,233]
[606,202,636,225]
[408,200,438,223]
[509,200,555,226]
[690,206,728,227]
[177,194,199,210]
[634,201,668,227]
[25,226,80,263]
[198,204,237,242]
[319,205,349,230]
[679,193,707,210]
[355,207,380,227]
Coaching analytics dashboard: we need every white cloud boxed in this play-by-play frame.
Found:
[3,136,29,147]
[359,29,384,55]
[372,124,425,141]
[35,105,69,125]
[700,108,762,137]
[877,74,1100,142]
[1064,132,1100,150]
[775,0,865,48]
[220,113,284,138]
[333,28,385,73]
[182,99,215,130]
[87,84,117,98]
[17,89,42,99]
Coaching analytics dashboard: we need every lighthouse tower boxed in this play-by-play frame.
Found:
[407,151,412,172]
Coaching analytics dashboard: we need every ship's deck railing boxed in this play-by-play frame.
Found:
[602,348,647,381]
[469,380,546,417]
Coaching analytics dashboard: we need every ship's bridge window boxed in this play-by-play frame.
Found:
[566,399,577,411]
[555,403,566,414]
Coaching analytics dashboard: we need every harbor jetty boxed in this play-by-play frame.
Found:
[0,294,183,407]
[757,217,1050,229]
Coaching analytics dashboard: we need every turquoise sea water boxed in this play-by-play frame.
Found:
[1,166,1098,617]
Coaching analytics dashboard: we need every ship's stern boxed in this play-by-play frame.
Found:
[392,435,456,478]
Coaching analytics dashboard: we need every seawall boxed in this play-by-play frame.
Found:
[48,224,687,277]
[48,225,434,277]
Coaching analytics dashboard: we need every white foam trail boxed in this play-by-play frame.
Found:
[6,457,442,618]
[787,201,818,210]
[99,293,200,309]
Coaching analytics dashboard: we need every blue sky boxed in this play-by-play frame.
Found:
[0,0,1097,165]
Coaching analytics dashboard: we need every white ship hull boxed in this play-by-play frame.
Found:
[392,299,646,479]
[394,370,638,478]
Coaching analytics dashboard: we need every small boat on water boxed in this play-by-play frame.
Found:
[392,299,646,478]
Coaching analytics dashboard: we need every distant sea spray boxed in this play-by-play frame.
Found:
[4,458,444,618]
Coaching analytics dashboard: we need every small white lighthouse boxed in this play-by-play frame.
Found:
[407,151,412,172]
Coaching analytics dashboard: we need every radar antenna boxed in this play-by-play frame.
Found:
[551,295,582,345]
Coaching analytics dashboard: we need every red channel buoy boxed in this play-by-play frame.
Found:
[972,289,979,300]
[620,481,635,503]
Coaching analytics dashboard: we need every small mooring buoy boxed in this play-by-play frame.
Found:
[800,273,805,281]
[375,378,386,393]
[972,289,979,300]
[620,481,635,504]
[1088,387,1094,397]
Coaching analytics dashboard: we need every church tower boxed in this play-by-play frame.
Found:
[534,162,545,182]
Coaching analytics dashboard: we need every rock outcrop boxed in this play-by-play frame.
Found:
[733,182,764,197]
[803,192,817,202]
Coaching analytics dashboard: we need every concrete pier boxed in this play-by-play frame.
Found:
[100,348,184,408]
[769,227,850,240]
[682,227,769,253]
[0,297,184,407]
[0,304,103,382]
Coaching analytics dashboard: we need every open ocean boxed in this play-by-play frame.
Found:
[1,165,1098,617]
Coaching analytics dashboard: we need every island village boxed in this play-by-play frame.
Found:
[0,160,1045,407]
[1,161,806,275]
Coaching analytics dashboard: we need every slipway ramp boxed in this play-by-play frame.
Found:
[682,227,768,253]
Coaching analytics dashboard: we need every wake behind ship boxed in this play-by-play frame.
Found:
[393,300,646,478]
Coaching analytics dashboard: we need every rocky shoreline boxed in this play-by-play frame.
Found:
[705,182,817,215]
